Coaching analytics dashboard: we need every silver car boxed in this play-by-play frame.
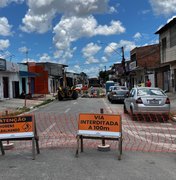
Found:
[124,87,170,120]
[108,86,129,103]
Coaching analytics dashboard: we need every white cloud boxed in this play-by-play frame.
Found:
[118,40,136,52]
[0,39,10,50]
[82,66,100,78]
[21,0,111,34]
[101,56,108,62]
[109,6,117,13]
[53,15,125,50]
[104,40,136,56]
[54,47,76,65]
[0,0,24,8]
[82,42,101,58]
[20,0,124,66]
[27,0,109,16]
[0,17,12,36]
[149,0,176,15]
[39,53,51,62]
[20,9,55,33]
[18,46,30,53]
[104,42,119,55]
[95,20,125,35]
[85,56,99,64]
[141,9,150,14]
[133,32,142,40]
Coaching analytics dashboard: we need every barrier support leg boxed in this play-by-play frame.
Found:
[32,138,35,160]
[118,137,122,160]
[75,135,79,157]
[102,139,105,146]
[80,135,84,152]
[35,137,40,154]
[0,140,5,155]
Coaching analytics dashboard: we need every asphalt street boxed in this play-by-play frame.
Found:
[0,148,176,180]
[0,93,176,180]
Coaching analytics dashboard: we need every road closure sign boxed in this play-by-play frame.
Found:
[78,113,121,137]
[0,115,34,139]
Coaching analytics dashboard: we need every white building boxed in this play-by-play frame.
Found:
[0,59,19,99]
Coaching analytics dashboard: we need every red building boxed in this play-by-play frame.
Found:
[27,62,66,94]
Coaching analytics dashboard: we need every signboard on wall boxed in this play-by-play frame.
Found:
[0,58,6,71]
[129,61,136,71]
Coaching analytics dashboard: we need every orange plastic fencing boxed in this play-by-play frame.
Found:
[1,111,176,153]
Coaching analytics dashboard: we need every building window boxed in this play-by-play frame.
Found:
[161,37,166,63]
[170,23,176,47]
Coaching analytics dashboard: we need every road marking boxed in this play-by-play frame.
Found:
[42,123,56,135]
[102,98,113,113]
[65,108,70,113]
[73,102,77,104]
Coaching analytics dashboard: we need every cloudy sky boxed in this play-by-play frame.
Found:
[0,0,176,77]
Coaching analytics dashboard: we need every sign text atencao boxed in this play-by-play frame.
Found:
[0,115,40,159]
[76,113,122,160]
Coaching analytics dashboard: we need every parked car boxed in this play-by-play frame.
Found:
[107,85,119,100]
[124,87,170,121]
[108,86,129,103]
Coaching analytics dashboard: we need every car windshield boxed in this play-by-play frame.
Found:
[137,88,165,96]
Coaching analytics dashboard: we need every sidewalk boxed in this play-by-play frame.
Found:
[0,94,56,113]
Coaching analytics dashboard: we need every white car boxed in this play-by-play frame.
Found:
[108,86,129,103]
[124,87,170,121]
[107,86,119,100]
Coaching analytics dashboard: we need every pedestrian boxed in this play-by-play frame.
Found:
[146,79,151,87]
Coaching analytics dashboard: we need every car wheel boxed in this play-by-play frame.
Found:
[130,107,137,121]
[108,96,110,101]
[123,104,128,114]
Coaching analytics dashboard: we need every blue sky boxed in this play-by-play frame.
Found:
[0,0,176,77]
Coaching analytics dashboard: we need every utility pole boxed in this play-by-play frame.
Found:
[121,47,126,74]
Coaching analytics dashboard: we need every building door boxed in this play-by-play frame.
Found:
[22,78,26,93]
[12,81,19,98]
[30,78,35,94]
[163,71,169,92]
[3,77,9,98]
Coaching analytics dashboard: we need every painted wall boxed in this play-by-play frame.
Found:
[0,71,19,99]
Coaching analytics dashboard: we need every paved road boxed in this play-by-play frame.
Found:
[0,148,176,180]
[1,95,176,180]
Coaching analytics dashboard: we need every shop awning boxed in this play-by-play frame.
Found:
[19,71,38,77]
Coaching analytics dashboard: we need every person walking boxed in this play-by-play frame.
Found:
[146,79,151,87]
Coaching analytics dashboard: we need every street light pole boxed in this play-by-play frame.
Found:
[121,46,126,74]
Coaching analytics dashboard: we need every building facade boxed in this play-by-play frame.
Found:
[155,17,176,92]
[129,44,160,88]
[28,62,67,94]
[0,58,20,99]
